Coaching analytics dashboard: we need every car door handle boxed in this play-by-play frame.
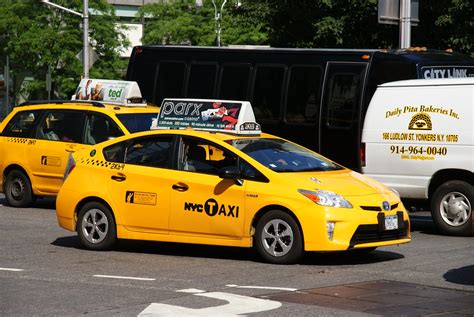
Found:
[111,173,126,182]
[172,182,189,192]
[65,147,76,153]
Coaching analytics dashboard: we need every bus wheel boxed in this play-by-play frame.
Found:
[431,180,473,236]
[5,170,35,207]
[255,210,303,264]
[77,202,116,251]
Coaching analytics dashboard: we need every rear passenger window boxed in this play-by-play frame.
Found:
[84,113,123,145]
[36,110,86,143]
[2,110,40,138]
[125,136,174,168]
[252,65,285,122]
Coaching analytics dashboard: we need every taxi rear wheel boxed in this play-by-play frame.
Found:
[77,202,116,251]
[5,170,35,207]
[255,210,303,264]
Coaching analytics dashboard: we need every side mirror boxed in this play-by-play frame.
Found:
[219,166,243,186]
[219,166,240,179]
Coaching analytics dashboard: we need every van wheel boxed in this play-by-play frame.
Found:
[431,181,473,236]
[255,210,303,264]
[5,170,35,207]
[77,202,116,250]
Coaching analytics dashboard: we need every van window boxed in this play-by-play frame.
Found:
[2,110,40,138]
[286,66,322,124]
[218,63,251,100]
[154,61,186,106]
[252,65,285,121]
[187,63,217,98]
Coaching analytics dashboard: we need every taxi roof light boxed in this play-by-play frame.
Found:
[153,98,262,136]
[72,79,147,107]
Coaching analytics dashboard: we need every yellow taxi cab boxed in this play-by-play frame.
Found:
[0,79,159,207]
[56,99,410,264]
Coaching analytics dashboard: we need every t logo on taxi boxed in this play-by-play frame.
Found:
[184,198,239,218]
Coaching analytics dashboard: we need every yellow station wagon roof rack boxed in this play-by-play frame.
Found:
[16,100,105,108]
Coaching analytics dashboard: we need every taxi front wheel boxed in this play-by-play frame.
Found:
[5,170,35,207]
[77,202,117,251]
[255,210,303,264]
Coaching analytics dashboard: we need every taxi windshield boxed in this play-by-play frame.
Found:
[229,138,343,172]
[116,113,158,133]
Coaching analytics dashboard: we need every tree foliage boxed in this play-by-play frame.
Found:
[139,0,269,46]
[266,0,472,56]
[0,0,128,100]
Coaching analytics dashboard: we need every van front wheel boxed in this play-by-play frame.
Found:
[431,180,473,236]
[5,170,35,207]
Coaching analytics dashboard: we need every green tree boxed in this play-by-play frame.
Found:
[266,0,472,56]
[139,0,269,46]
[0,0,128,102]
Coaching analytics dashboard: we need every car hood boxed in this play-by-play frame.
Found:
[283,169,392,196]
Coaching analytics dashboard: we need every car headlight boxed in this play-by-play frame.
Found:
[298,189,353,208]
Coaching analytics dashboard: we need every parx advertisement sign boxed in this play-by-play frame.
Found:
[156,99,261,135]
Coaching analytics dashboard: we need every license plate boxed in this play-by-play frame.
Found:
[384,215,398,230]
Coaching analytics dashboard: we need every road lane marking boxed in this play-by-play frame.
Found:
[226,284,297,291]
[139,290,281,316]
[93,274,155,281]
[177,288,206,293]
[0,267,24,272]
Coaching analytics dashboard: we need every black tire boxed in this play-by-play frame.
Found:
[431,180,473,236]
[255,210,303,264]
[76,202,117,250]
[4,170,35,207]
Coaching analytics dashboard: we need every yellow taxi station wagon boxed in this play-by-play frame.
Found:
[56,99,411,264]
[0,79,160,207]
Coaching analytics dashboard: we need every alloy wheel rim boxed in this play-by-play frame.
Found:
[439,192,471,227]
[81,208,109,244]
[261,219,294,257]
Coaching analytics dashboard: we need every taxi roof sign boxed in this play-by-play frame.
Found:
[72,79,147,107]
[153,99,261,135]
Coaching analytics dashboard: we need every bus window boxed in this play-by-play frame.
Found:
[155,61,186,106]
[218,63,251,100]
[286,66,322,124]
[252,65,285,121]
[131,61,157,104]
[324,66,365,129]
[187,63,218,98]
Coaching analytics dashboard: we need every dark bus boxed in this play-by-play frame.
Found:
[126,45,474,170]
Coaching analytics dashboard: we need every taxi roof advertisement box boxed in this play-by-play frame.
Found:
[156,99,261,135]
[73,79,146,106]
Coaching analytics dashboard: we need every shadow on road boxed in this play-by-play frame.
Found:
[52,235,405,266]
[409,212,439,235]
[444,265,474,286]
[0,195,56,210]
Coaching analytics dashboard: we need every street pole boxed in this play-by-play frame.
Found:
[83,0,89,78]
[399,0,411,49]
[41,0,89,78]
[4,56,10,114]
[211,0,227,47]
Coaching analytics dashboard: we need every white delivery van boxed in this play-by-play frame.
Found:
[362,78,473,236]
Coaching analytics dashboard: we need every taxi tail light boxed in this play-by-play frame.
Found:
[63,154,76,181]
[360,142,366,167]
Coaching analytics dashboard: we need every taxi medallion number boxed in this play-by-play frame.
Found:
[385,215,398,230]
